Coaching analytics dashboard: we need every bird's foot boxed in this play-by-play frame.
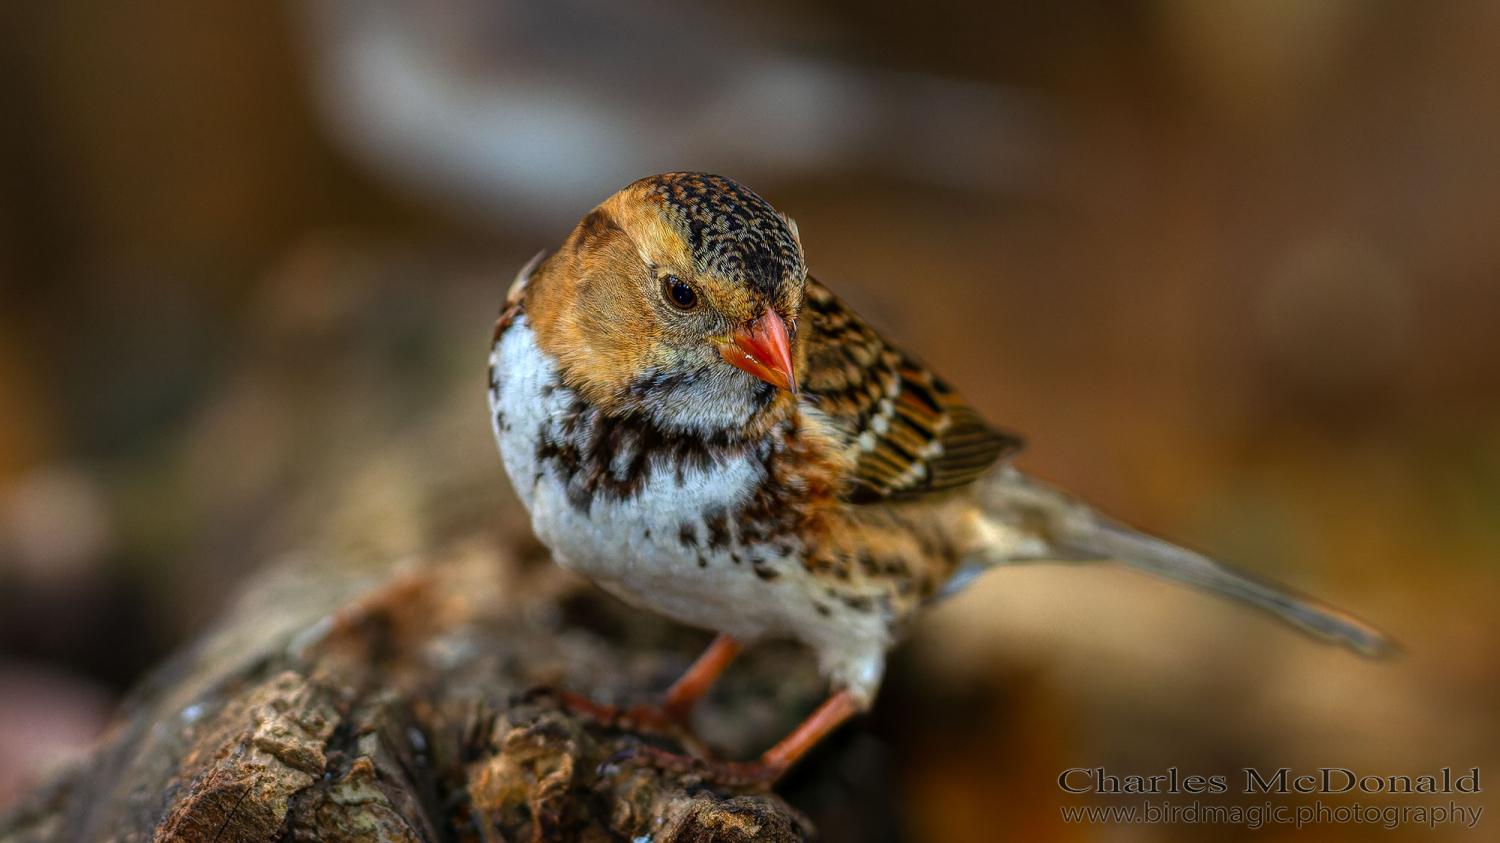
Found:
[602,744,783,790]
[526,686,716,757]
[555,690,685,734]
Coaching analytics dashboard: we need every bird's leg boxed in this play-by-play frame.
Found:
[660,633,741,722]
[611,688,862,788]
[758,688,861,773]
[615,633,741,732]
[555,634,740,735]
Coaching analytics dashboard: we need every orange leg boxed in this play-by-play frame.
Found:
[758,688,861,773]
[660,633,741,722]
[614,688,863,787]
[554,634,740,735]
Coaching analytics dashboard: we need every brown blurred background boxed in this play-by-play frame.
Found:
[1,1,1497,840]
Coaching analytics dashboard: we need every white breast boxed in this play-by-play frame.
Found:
[489,315,892,704]
[491,317,784,638]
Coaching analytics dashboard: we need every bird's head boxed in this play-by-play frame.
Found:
[524,173,807,432]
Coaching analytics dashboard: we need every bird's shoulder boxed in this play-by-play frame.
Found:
[797,277,1022,504]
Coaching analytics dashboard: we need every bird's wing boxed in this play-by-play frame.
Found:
[799,277,1023,503]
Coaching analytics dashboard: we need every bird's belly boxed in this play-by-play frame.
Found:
[531,460,790,635]
[489,321,799,640]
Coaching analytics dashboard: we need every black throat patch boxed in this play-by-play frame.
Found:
[535,391,765,514]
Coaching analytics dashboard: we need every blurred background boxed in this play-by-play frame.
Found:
[1,1,1497,840]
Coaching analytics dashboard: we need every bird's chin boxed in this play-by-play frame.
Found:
[619,364,782,436]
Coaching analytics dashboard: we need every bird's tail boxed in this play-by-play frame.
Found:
[966,466,1396,657]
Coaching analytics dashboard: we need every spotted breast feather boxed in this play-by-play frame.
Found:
[799,278,1023,504]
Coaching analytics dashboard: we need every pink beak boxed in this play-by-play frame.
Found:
[716,307,797,393]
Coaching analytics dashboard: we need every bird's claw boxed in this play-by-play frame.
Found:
[547,689,686,734]
[602,744,782,789]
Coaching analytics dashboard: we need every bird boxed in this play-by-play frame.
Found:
[487,172,1393,785]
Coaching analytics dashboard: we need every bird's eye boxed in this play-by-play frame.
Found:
[663,276,697,310]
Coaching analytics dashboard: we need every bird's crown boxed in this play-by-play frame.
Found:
[636,172,806,298]
[521,173,807,431]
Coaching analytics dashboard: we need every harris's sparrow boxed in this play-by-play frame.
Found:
[488,173,1392,783]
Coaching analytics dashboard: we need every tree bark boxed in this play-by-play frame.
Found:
[0,530,822,843]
